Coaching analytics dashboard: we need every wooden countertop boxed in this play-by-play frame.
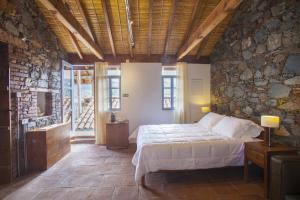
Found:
[31,122,71,132]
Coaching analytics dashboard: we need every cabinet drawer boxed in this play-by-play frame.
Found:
[247,149,264,168]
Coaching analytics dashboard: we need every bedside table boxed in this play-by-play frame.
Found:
[244,141,297,198]
[106,120,129,149]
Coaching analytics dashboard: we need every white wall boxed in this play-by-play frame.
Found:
[119,62,210,134]
[120,63,174,133]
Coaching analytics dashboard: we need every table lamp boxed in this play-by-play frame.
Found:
[261,115,280,147]
[201,106,210,113]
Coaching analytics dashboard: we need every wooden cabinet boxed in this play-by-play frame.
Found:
[106,121,129,149]
[26,123,71,171]
[244,141,297,198]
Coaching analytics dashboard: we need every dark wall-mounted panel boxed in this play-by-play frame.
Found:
[0,42,12,184]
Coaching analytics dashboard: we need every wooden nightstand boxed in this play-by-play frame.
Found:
[244,141,297,198]
[106,120,129,149]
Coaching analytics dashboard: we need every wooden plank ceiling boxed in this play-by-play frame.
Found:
[36,0,237,62]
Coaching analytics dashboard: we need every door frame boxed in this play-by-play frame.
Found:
[61,60,75,131]
[72,64,95,136]
[62,62,96,134]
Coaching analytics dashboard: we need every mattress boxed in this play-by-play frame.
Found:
[132,123,259,183]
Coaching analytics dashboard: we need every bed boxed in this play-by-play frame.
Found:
[131,113,264,185]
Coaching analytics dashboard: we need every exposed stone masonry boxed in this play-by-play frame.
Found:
[0,0,66,178]
[211,0,300,146]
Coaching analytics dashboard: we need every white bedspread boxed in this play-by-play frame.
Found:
[132,124,258,183]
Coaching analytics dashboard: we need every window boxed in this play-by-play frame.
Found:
[107,68,121,110]
[162,67,177,110]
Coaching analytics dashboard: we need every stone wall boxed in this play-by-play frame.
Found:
[210,0,300,146]
[0,0,66,178]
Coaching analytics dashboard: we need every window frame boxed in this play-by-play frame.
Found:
[108,75,121,111]
[162,75,176,110]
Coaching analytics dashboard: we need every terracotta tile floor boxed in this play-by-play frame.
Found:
[0,144,265,200]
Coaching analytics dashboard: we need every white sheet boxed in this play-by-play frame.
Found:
[132,123,259,183]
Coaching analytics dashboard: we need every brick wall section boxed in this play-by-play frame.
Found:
[210,0,300,146]
[0,0,66,178]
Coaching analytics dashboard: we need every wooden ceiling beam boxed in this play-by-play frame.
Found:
[163,0,177,55]
[38,0,104,60]
[125,0,134,58]
[74,0,95,41]
[67,30,83,59]
[148,0,153,56]
[196,34,209,59]
[177,0,242,60]
[116,0,125,49]
[101,0,116,58]
[68,53,210,65]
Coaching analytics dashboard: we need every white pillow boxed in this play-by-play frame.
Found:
[212,116,245,138]
[198,112,225,130]
[229,116,264,138]
[243,121,264,138]
[212,116,263,138]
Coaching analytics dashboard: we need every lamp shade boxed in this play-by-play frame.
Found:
[201,106,211,113]
[261,115,280,128]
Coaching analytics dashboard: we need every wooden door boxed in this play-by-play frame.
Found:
[0,42,11,184]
